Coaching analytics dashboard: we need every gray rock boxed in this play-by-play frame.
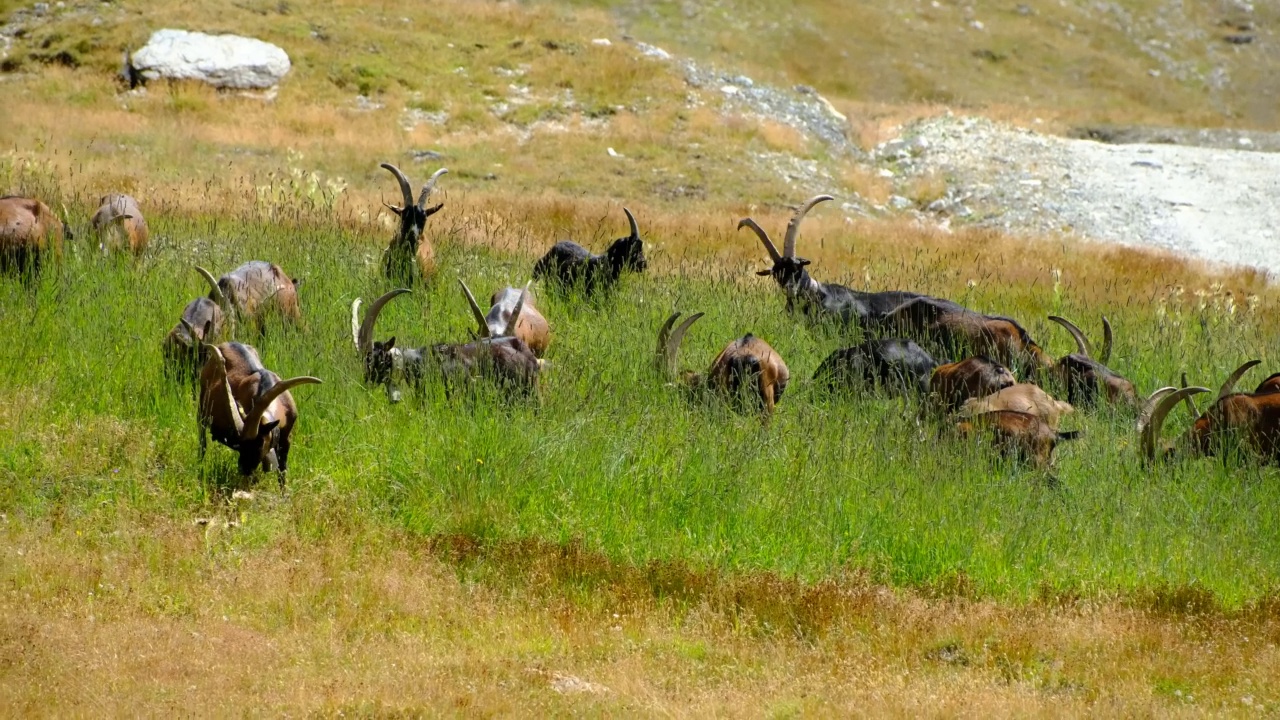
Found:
[130,29,290,90]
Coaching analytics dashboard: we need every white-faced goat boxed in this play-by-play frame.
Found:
[1141,360,1280,464]
[1046,315,1137,408]
[739,194,927,327]
[0,195,65,275]
[352,288,423,402]
[380,163,447,284]
[658,312,790,418]
[812,338,937,396]
[532,207,647,296]
[460,280,551,357]
[163,269,227,380]
[197,261,302,335]
[198,342,322,488]
[90,193,149,257]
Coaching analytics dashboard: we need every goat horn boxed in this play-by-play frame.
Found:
[244,376,322,440]
[623,207,639,240]
[1100,316,1113,363]
[1047,315,1091,357]
[351,298,362,351]
[380,162,415,211]
[416,168,449,210]
[357,288,411,356]
[195,265,227,308]
[207,344,245,436]
[503,281,531,337]
[1141,386,1209,459]
[661,312,704,379]
[737,218,782,264]
[656,313,681,372]
[180,318,197,343]
[458,279,491,338]
[1181,372,1201,417]
[782,194,834,259]
[1216,360,1261,403]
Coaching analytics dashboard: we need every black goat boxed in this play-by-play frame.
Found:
[532,207,646,295]
[1047,315,1137,409]
[812,338,938,396]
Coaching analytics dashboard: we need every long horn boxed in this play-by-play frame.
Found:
[380,162,414,210]
[782,194,834,259]
[244,376,323,440]
[1181,372,1201,417]
[195,265,227,307]
[357,288,411,356]
[502,281,531,337]
[458,279,491,338]
[207,344,245,436]
[1141,386,1209,459]
[737,218,782,264]
[416,168,449,210]
[660,312,704,379]
[1047,315,1091,357]
[622,207,639,240]
[1100,316,1113,364]
[1217,360,1261,403]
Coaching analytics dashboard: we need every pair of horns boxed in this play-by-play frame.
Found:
[195,265,237,338]
[1138,359,1261,458]
[461,280,530,339]
[737,194,835,264]
[381,163,448,213]
[1047,315,1112,363]
[657,311,704,379]
[352,288,412,355]
[206,344,322,440]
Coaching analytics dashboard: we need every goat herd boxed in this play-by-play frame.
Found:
[3,163,1280,490]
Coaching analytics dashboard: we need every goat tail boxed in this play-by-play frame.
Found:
[1057,430,1083,442]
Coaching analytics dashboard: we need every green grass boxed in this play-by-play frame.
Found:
[4,185,1280,609]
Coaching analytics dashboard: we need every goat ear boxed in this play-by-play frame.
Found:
[386,336,396,349]
[755,269,773,276]
[797,258,812,267]
[293,278,303,288]
[257,420,281,438]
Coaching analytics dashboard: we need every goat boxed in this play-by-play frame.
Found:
[928,356,1016,414]
[163,290,225,382]
[739,194,928,328]
[531,207,646,296]
[351,287,422,402]
[1047,315,1137,408]
[460,280,552,357]
[657,312,790,418]
[1253,372,1280,395]
[380,163,447,284]
[198,342,321,488]
[956,410,1081,468]
[812,338,937,396]
[197,261,302,335]
[0,196,65,275]
[90,193,149,256]
[960,383,1075,431]
[1141,360,1280,463]
[880,296,1053,379]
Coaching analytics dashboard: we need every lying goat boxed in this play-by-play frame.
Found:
[532,207,646,296]
[812,338,937,396]
[197,261,302,335]
[960,383,1075,431]
[90,193,149,257]
[739,194,927,328]
[460,280,551,357]
[380,163,447,284]
[956,410,1081,468]
[1047,315,1136,408]
[881,296,1053,379]
[198,343,322,488]
[929,356,1016,414]
[352,288,420,402]
[658,312,789,417]
[0,195,65,275]
[1141,360,1280,463]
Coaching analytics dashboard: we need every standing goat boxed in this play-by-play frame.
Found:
[460,280,551,357]
[380,163,447,284]
[352,288,421,402]
[657,312,790,417]
[880,297,1053,379]
[812,338,937,396]
[198,342,322,488]
[532,207,647,296]
[1047,315,1136,408]
[0,196,65,275]
[1141,360,1280,463]
[739,195,927,328]
[90,193,149,257]
[197,261,302,335]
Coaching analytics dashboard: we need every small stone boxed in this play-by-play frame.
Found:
[1238,137,1254,146]
[878,168,896,178]
[970,20,985,30]
[591,38,612,46]
[889,195,913,210]
[719,85,739,95]
[33,3,49,16]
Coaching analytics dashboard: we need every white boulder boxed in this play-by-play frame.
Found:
[130,29,290,90]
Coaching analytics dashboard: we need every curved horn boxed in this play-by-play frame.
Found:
[1216,360,1261,403]
[1047,315,1092,357]
[357,288,412,356]
[195,265,227,307]
[1141,386,1209,459]
[502,281,531,337]
[380,162,414,210]
[244,377,323,440]
[416,168,449,210]
[622,207,639,240]
[659,312,704,379]
[207,344,245,436]
[1180,372,1201,417]
[458,279,491,338]
[737,218,782,264]
[782,194,834,259]
[1100,316,1113,364]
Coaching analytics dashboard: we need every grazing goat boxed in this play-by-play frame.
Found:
[960,383,1075,431]
[658,312,790,418]
[1253,372,1280,395]
[197,261,302,335]
[1141,360,1280,463]
[812,338,937,396]
[90,193,149,256]
[0,196,64,275]
[956,410,1081,468]
[739,194,927,328]
[880,296,1053,379]
[164,290,225,381]
[1047,315,1137,408]
[929,356,1016,414]
[198,342,322,488]
[531,207,646,295]
[460,280,552,357]
[352,288,420,402]
[380,163,447,284]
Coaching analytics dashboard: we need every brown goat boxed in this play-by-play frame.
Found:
[1141,360,1280,463]
[882,297,1053,379]
[1047,315,1137,408]
[0,195,64,275]
[90,193,149,256]
[459,280,551,357]
[956,410,1081,468]
[960,383,1075,431]
[929,356,1016,414]
[658,312,790,418]
[197,261,302,335]
[198,342,321,487]
[381,163,447,284]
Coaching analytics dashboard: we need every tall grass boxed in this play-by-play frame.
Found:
[3,179,1279,608]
